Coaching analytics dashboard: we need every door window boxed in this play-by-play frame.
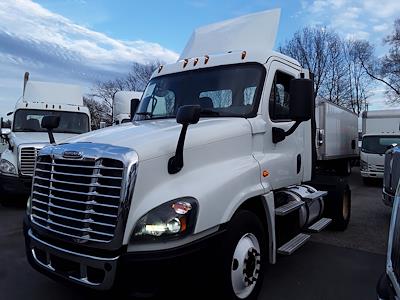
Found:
[269,71,294,121]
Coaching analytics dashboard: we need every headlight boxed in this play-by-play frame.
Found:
[0,159,17,175]
[131,198,198,242]
[360,160,368,171]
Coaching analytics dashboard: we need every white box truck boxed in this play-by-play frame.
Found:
[0,72,91,197]
[360,109,400,184]
[316,101,359,175]
[112,91,142,125]
[23,10,351,299]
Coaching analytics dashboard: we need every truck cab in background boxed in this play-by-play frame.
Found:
[377,179,400,299]
[112,91,142,125]
[0,72,91,198]
[360,109,400,184]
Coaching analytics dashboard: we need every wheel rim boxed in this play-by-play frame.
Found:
[342,191,350,220]
[231,233,261,299]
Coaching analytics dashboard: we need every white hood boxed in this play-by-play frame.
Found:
[180,9,280,59]
[11,132,79,147]
[64,118,252,161]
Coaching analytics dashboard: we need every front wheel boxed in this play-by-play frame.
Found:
[218,210,267,300]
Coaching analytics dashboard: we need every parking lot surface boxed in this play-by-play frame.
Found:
[0,168,391,299]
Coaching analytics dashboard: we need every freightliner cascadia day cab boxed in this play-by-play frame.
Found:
[0,73,91,197]
[377,178,400,299]
[112,91,143,125]
[315,100,359,175]
[361,109,400,184]
[24,10,351,299]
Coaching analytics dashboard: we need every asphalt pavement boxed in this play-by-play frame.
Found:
[0,168,391,299]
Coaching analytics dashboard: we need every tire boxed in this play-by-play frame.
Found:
[308,175,351,231]
[217,210,267,300]
[337,160,351,176]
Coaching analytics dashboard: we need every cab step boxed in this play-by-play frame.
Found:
[308,218,332,232]
[303,190,328,200]
[277,233,310,255]
[275,201,304,216]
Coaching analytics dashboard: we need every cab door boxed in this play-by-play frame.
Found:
[259,60,305,189]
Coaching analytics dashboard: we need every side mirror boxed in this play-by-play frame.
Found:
[41,115,60,144]
[289,78,313,122]
[272,78,313,144]
[130,98,140,119]
[168,105,201,174]
[1,128,11,137]
[176,105,201,125]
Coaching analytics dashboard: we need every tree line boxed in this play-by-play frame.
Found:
[86,18,400,128]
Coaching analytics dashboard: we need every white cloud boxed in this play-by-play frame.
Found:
[0,0,179,117]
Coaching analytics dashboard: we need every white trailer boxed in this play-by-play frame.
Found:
[112,91,142,125]
[0,72,91,197]
[360,109,400,183]
[316,101,359,175]
[24,10,351,299]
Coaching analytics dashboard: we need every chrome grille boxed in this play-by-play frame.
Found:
[391,200,400,281]
[31,155,124,243]
[20,147,41,176]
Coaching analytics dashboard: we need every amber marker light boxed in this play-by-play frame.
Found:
[262,170,269,177]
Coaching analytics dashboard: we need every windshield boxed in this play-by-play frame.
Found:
[361,135,400,154]
[13,109,89,134]
[134,63,265,120]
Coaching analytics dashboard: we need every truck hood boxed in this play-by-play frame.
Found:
[64,118,252,161]
[10,132,79,147]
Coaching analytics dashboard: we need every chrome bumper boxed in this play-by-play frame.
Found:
[27,229,118,290]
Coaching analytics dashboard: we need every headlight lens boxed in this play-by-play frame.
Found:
[131,198,198,242]
[0,159,17,175]
[360,159,368,171]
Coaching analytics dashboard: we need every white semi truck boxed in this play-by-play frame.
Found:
[360,109,400,184]
[24,10,351,299]
[112,91,142,125]
[316,100,359,175]
[0,73,91,197]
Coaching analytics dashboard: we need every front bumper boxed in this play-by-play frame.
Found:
[361,170,384,178]
[24,216,225,294]
[0,173,32,195]
[383,190,395,207]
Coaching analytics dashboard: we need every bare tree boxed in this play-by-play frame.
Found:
[89,60,160,127]
[280,26,375,115]
[83,96,112,129]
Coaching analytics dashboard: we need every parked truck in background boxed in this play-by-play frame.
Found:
[24,10,351,299]
[316,100,359,175]
[377,177,400,299]
[361,109,400,184]
[112,91,142,125]
[0,72,91,198]
[382,146,400,207]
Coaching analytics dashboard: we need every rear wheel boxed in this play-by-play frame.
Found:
[308,175,351,231]
[218,210,267,300]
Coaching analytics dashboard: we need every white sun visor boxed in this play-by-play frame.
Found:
[179,9,281,60]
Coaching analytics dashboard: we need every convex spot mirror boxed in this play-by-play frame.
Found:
[41,115,60,130]
[289,78,313,122]
[176,105,201,125]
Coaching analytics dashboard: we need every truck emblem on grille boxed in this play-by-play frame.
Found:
[62,150,83,159]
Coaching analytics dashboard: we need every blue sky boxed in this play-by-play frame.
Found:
[1,0,400,117]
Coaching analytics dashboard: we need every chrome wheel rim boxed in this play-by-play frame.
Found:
[231,233,261,299]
